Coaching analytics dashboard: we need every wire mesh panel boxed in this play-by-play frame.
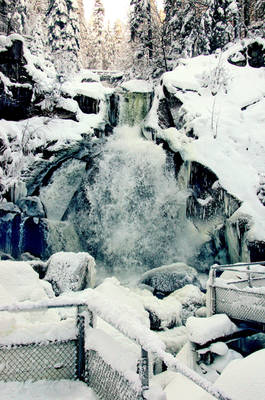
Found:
[0,340,77,382]
[215,286,265,324]
[85,350,143,400]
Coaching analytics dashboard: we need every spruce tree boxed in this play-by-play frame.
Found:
[46,0,81,74]
[129,0,160,77]
[4,0,28,34]
[200,0,240,53]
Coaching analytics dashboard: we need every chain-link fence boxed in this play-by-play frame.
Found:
[0,340,77,382]
[0,302,146,400]
[215,286,265,324]
[208,261,265,326]
[85,350,142,400]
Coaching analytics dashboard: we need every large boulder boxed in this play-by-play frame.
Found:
[44,252,96,296]
[139,262,200,298]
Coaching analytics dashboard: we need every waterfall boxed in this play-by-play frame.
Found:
[84,125,200,278]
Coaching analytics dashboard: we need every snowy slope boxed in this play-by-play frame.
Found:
[153,39,265,242]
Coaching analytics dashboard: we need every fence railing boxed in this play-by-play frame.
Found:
[207,261,265,326]
[0,291,235,400]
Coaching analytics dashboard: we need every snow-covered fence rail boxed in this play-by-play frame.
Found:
[207,261,265,327]
[0,291,234,400]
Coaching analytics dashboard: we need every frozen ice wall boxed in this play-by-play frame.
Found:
[85,126,199,276]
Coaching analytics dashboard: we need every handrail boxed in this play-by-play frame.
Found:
[211,261,265,270]
[209,261,265,290]
[0,291,233,400]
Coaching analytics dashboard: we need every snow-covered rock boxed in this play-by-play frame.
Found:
[186,314,239,345]
[95,277,150,328]
[45,252,96,296]
[137,289,183,330]
[139,263,200,297]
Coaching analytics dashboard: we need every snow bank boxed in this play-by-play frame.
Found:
[164,372,215,400]
[186,314,239,345]
[0,380,98,400]
[61,81,112,100]
[121,79,153,93]
[0,261,76,344]
[95,277,150,328]
[159,40,265,241]
[202,349,265,400]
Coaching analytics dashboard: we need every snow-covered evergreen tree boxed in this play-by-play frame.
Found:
[129,0,162,77]
[46,0,81,75]
[164,0,201,62]
[87,0,105,69]
[2,0,28,34]
[102,22,115,70]
[200,0,240,53]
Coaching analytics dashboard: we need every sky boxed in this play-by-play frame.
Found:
[83,0,164,25]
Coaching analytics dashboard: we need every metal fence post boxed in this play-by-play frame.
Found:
[207,267,216,316]
[77,305,86,382]
[138,347,149,396]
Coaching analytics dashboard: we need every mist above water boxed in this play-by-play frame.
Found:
[85,126,200,277]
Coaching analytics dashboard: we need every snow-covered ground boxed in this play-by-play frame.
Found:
[0,380,98,400]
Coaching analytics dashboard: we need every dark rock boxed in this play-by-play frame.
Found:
[161,86,183,129]
[248,240,265,262]
[17,196,46,218]
[228,42,265,68]
[53,106,77,121]
[0,204,21,258]
[108,93,119,127]
[28,259,48,279]
[0,202,21,214]
[0,251,14,260]
[74,95,100,114]
[157,98,175,129]
[20,217,47,258]
[186,161,241,220]
[139,262,200,297]
[0,39,31,84]
[247,42,265,68]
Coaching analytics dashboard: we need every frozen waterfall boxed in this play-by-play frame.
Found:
[84,125,200,278]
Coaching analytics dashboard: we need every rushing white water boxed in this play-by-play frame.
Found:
[85,126,200,277]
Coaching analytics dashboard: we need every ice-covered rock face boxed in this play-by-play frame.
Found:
[17,196,46,218]
[139,263,200,297]
[118,80,154,126]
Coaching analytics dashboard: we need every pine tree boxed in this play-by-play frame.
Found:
[129,0,162,77]
[46,0,81,75]
[88,0,105,69]
[200,0,240,53]
[102,22,115,70]
[164,0,201,62]
[3,0,28,34]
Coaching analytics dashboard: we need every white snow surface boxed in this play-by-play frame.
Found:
[0,380,98,400]
[202,349,265,400]
[0,261,76,344]
[121,79,153,93]
[186,314,239,345]
[159,40,265,241]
